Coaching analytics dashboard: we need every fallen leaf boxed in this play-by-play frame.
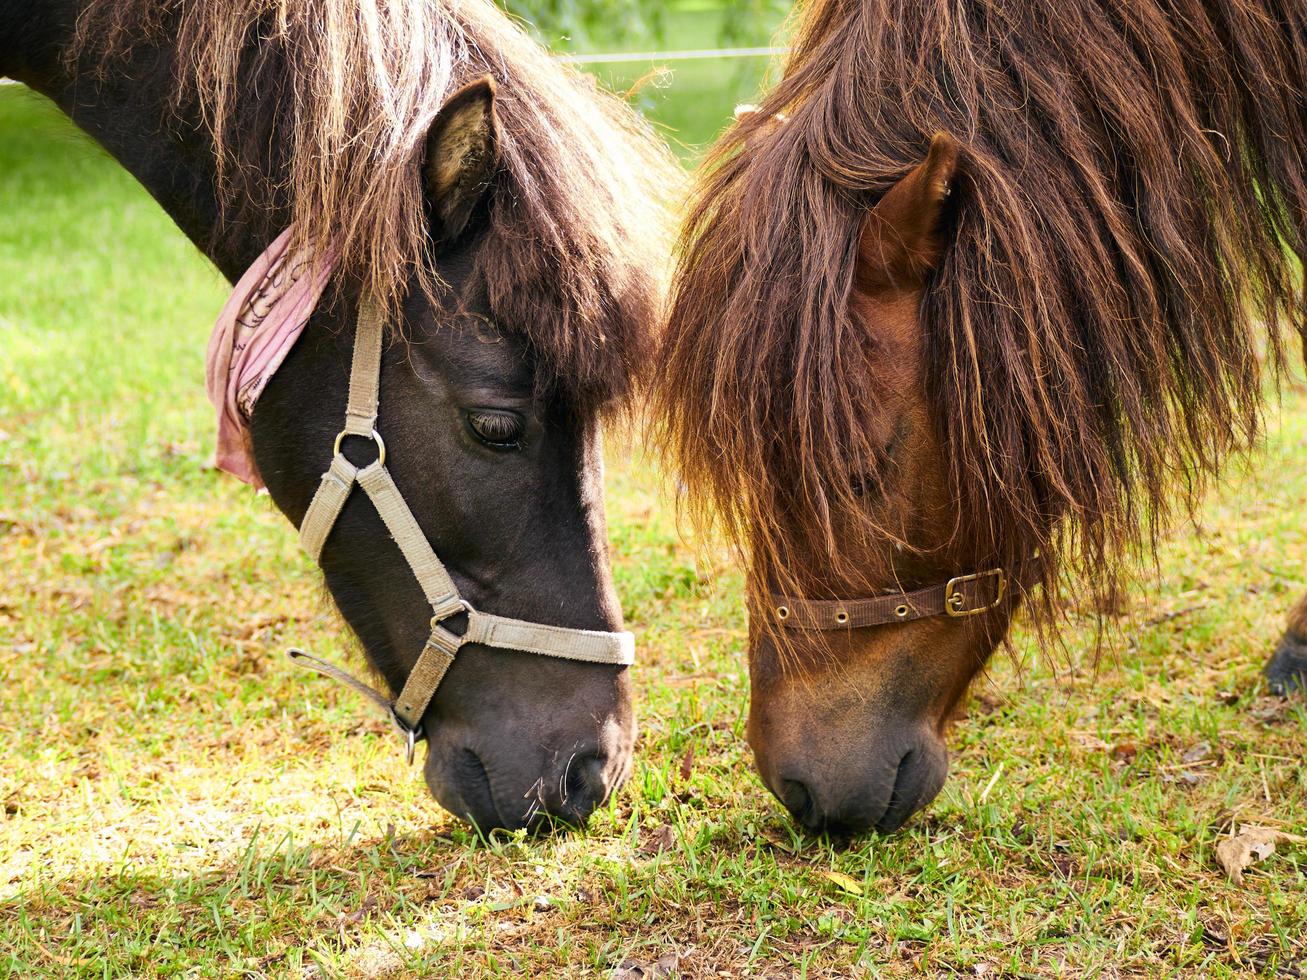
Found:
[338,895,378,926]
[760,830,796,855]
[678,744,695,783]
[1111,742,1138,762]
[1215,825,1306,886]
[1048,854,1077,877]
[1250,699,1287,724]
[821,870,864,896]
[1181,741,1212,764]
[638,824,676,857]
[611,953,679,979]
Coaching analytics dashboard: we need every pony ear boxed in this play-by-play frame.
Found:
[425,75,501,244]
[856,132,960,292]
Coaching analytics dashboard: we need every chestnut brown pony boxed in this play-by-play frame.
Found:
[656,0,1306,833]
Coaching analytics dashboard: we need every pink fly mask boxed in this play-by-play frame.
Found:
[205,229,336,487]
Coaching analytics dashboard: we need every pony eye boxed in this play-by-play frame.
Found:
[851,428,903,499]
[467,409,525,449]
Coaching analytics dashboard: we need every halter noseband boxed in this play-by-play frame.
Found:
[771,568,1006,630]
[289,297,634,763]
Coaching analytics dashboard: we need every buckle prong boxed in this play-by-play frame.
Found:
[944,569,1006,617]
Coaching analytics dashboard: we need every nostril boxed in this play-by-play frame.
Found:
[454,749,501,829]
[876,741,948,833]
[780,778,819,829]
[563,751,608,808]
[540,751,610,828]
[888,747,914,807]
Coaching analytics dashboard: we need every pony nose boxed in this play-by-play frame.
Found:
[424,743,621,831]
[776,735,949,834]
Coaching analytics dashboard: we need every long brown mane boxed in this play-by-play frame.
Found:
[72,0,679,411]
[656,0,1306,625]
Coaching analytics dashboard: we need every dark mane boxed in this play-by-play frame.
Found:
[72,0,679,411]
[655,0,1306,624]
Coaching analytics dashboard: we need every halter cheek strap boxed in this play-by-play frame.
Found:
[290,296,634,763]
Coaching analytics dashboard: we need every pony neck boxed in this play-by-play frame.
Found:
[2,0,287,283]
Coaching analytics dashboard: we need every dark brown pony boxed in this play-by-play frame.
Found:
[656,0,1305,832]
[3,0,678,830]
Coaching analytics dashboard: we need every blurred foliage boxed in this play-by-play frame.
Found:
[713,0,792,45]
[500,0,791,50]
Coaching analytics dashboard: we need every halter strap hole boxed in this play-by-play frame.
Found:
[895,604,910,618]
[835,610,849,624]
[776,605,790,621]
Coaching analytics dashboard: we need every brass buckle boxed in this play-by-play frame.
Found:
[945,569,1006,617]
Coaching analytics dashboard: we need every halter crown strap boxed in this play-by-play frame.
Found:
[343,298,383,436]
[291,296,634,758]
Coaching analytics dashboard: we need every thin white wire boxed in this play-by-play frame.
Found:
[558,45,785,64]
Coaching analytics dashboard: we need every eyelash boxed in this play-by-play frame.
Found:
[467,409,526,450]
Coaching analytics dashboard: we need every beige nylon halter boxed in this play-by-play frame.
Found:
[289,297,634,763]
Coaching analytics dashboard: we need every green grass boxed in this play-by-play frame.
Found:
[2,76,1306,979]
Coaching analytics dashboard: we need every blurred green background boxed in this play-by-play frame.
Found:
[505,0,788,49]
[511,0,792,157]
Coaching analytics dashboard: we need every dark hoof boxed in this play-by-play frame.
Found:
[1264,632,1307,696]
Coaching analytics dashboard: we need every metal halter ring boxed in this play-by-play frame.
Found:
[430,599,474,631]
[389,706,422,766]
[333,428,386,466]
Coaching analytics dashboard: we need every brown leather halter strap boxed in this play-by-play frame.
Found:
[771,568,1006,630]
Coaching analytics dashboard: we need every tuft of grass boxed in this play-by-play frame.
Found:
[2,82,1305,979]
